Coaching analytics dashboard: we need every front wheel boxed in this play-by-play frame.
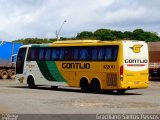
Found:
[27,76,36,89]
[51,86,58,90]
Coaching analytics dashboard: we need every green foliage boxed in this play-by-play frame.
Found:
[13,28,160,44]
[76,28,160,42]
[13,38,57,44]
[94,29,114,40]
[123,31,132,40]
[77,31,95,39]
[112,31,124,40]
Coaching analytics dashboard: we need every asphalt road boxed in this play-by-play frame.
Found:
[0,79,160,115]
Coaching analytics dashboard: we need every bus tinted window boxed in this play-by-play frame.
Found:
[92,48,98,60]
[27,48,39,61]
[59,49,64,60]
[64,48,74,60]
[73,48,79,60]
[98,48,104,61]
[27,45,118,61]
[39,48,46,60]
[79,48,88,60]
[45,48,51,60]
[51,49,59,60]
[16,48,27,74]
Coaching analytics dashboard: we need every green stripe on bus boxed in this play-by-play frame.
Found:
[36,61,55,81]
[31,45,41,47]
[36,61,66,82]
[31,44,50,47]
[46,62,66,82]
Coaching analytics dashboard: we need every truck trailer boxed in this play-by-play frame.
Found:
[0,41,23,79]
[148,42,160,80]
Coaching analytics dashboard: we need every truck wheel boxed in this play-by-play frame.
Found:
[9,70,15,79]
[1,70,9,79]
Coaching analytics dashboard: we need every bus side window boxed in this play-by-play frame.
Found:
[45,48,51,61]
[51,49,58,60]
[59,49,64,60]
[104,47,112,61]
[92,48,98,60]
[30,48,39,61]
[74,48,79,60]
[79,48,89,60]
[64,48,74,60]
[98,48,104,61]
[39,48,46,61]
[112,46,118,61]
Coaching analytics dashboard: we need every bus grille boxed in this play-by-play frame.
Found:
[106,73,117,86]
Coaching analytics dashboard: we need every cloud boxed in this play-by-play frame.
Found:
[0,0,159,41]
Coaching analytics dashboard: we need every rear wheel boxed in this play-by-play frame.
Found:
[105,90,114,94]
[1,70,9,79]
[90,79,101,93]
[116,90,126,94]
[80,78,91,93]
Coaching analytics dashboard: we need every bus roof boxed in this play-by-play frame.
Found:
[52,40,145,44]
[53,40,101,44]
[19,40,145,48]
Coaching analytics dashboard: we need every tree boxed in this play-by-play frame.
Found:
[13,28,160,44]
[123,31,132,40]
[132,29,145,40]
[94,29,114,40]
[112,31,124,40]
[77,31,94,39]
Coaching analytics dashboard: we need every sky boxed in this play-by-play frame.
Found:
[0,0,160,41]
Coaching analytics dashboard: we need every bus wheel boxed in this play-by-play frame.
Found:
[90,79,101,93]
[8,70,15,79]
[80,78,91,93]
[1,70,9,79]
[116,90,126,94]
[105,90,114,94]
[27,76,36,89]
[51,86,58,90]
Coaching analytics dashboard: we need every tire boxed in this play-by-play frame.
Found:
[27,76,36,89]
[116,90,126,95]
[1,70,9,79]
[90,79,101,93]
[8,70,15,79]
[105,90,114,94]
[51,86,58,90]
[80,79,91,93]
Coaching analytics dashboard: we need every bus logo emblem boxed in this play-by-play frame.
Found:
[130,45,143,53]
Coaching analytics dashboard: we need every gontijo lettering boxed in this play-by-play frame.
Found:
[125,59,148,63]
[62,63,90,69]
